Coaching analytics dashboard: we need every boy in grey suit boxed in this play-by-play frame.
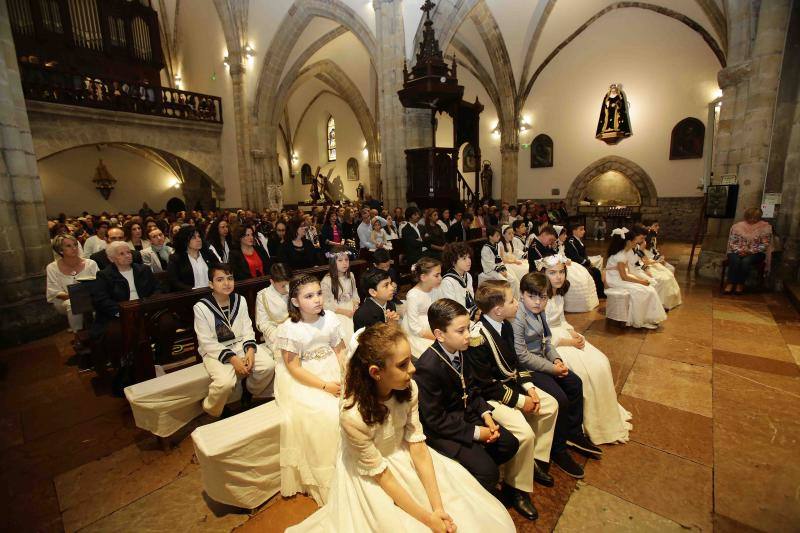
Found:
[512,272,602,478]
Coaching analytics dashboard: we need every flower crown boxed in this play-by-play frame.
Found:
[325,249,356,260]
[611,227,629,238]
[534,251,567,271]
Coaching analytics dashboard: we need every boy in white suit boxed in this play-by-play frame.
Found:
[193,263,275,417]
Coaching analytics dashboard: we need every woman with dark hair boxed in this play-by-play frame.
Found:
[167,225,216,291]
[423,210,446,257]
[265,220,289,261]
[124,220,149,251]
[206,217,231,263]
[283,221,318,270]
[229,224,271,280]
[724,207,773,295]
[341,207,357,244]
[320,210,343,251]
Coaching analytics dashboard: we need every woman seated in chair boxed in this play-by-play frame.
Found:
[724,207,772,295]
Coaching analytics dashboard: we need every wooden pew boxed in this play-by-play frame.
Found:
[119,260,369,384]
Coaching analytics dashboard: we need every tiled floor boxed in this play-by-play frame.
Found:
[1,242,799,532]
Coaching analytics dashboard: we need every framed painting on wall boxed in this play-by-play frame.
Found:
[347,158,360,181]
[462,143,477,173]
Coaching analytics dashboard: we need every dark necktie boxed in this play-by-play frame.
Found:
[452,353,462,372]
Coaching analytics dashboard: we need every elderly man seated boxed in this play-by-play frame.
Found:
[90,241,175,378]
[90,226,143,270]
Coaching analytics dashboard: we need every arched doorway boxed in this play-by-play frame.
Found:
[566,156,658,209]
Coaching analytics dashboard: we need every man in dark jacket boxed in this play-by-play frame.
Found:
[446,213,474,243]
[91,241,173,371]
[400,207,430,266]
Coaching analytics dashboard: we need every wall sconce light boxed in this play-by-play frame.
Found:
[518,115,532,133]
[291,152,299,165]
[244,44,256,59]
[92,159,117,200]
[168,177,181,189]
[491,123,501,136]
[173,75,182,89]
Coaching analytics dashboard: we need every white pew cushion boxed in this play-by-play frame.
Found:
[191,401,282,509]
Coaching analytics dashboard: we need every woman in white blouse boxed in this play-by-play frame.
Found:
[46,234,99,332]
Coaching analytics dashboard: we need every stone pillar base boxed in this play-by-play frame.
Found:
[0,275,64,347]
[695,249,726,280]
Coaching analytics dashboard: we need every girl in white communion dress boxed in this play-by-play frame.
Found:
[541,255,632,444]
[288,324,515,533]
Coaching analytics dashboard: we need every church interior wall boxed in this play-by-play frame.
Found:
[175,0,240,207]
[38,145,183,217]
[516,9,720,202]
[285,91,368,204]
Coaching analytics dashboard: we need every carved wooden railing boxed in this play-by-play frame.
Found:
[456,170,476,207]
[20,65,223,124]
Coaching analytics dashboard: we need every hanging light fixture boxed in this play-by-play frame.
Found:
[92,159,117,200]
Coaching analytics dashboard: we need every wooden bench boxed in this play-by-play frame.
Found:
[119,260,369,385]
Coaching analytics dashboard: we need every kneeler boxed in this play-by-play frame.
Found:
[191,401,283,509]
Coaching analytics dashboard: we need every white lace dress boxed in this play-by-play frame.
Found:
[546,296,632,444]
[631,247,682,310]
[275,313,344,504]
[558,244,599,313]
[605,250,667,327]
[321,273,360,342]
[287,381,515,532]
[402,286,438,358]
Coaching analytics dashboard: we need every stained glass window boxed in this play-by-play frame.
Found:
[327,116,337,162]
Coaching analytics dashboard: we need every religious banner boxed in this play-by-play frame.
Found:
[595,84,632,145]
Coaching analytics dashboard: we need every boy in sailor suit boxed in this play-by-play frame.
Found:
[194,263,275,417]
[466,280,559,491]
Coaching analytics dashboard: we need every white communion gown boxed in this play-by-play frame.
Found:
[558,245,599,313]
[605,250,667,328]
[287,381,515,533]
[274,312,345,505]
[402,286,438,358]
[321,273,360,342]
[546,295,632,444]
[631,247,682,310]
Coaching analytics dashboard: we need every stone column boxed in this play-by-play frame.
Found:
[228,59,261,209]
[697,0,792,278]
[373,0,407,209]
[368,161,382,200]
[500,141,519,203]
[0,1,61,345]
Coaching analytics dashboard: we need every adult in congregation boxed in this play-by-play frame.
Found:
[207,217,232,263]
[724,207,773,295]
[167,225,217,291]
[140,227,174,273]
[82,219,109,258]
[320,209,344,251]
[90,241,174,371]
[446,212,474,243]
[356,208,374,250]
[401,207,431,265]
[90,227,143,270]
[46,234,99,333]
[229,224,271,280]
[124,220,150,251]
[282,221,318,271]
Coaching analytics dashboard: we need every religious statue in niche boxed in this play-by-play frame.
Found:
[531,134,553,168]
[301,163,313,185]
[347,157,360,181]
[462,143,477,173]
[356,183,365,202]
[595,84,632,145]
[669,117,705,159]
[480,160,493,201]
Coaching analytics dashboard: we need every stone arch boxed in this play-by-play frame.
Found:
[282,60,378,159]
[519,2,727,105]
[566,156,658,208]
[253,0,376,124]
[27,103,226,199]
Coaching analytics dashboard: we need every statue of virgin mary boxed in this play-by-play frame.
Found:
[595,84,632,144]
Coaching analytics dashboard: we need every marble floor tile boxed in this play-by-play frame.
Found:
[583,333,642,393]
[583,442,712,531]
[638,332,712,366]
[713,364,800,531]
[622,355,712,417]
[713,349,800,377]
[55,437,197,533]
[779,325,800,345]
[713,513,765,533]
[554,483,689,532]
[236,494,319,532]
[789,345,800,366]
[712,318,782,339]
[0,413,23,453]
[620,395,713,466]
[712,308,777,326]
[81,466,250,533]
[712,335,793,362]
